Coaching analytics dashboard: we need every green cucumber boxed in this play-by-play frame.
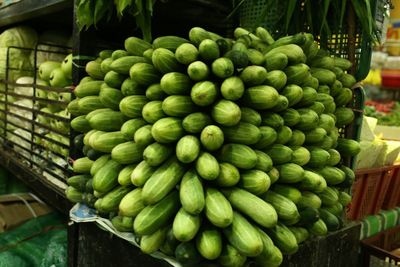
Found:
[173,208,201,242]
[176,135,201,163]
[205,188,233,228]
[134,190,180,235]
[142,157,186,204]
[223,211,263,257]
[179,170,205,215]
[223,188,277,228]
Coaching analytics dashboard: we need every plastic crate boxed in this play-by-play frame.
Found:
[382,165,400,210]
[381,69,400,88]
[347,165,395,220]
[360,224,400,267]
[239,0,389,81]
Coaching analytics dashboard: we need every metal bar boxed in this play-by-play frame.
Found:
[1,110,70,137]
[0,119,34,134]
[3,138,69,175]
[2,110,34,126]
[32,42,39,168]
[4,125,71,155]
[3,134,35,153]
[0,97,68,110]
[35,42,72,53]
[7,113,69,137]
[36,109,71,123]
[2,113,29,132]
[6,44,71,55]
[3,126,37,145]
[1,118,71,170]
[0,0,73,28]
[0,80,72,93]
[34,120,70,137]
[2,124,71,152]
[1,91,70,105]
[33,131,70,150]
[4,46,10,138]
[0,99,36,113]
[0,101,70,123]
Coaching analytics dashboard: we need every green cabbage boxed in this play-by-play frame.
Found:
[0,26,37,49]
[0,26,38,91]
[14,76,49,98]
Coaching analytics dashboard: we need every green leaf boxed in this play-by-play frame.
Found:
[305,0,313,33]
[135,0,143,14]
[115,0,133,15]
[364,0,373,37]
[285,0,298,32]
[128,0,153,42]
[146,0,157,16]
[319,0,331,35]
[94,0,112,27]
[351,0,376,41]
[76,0,95,31]
[340,0,347,29]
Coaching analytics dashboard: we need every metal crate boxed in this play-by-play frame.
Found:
[0,44,72,188]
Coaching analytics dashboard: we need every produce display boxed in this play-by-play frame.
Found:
[365,100,400,126]
[66,26,360,266]
[0,26,38,138]
[33,54,73,158]
[0,26,73,169]
[0,26,38,89]
[3,53,72,176]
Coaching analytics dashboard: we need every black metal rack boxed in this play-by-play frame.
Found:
[0,42,72,214]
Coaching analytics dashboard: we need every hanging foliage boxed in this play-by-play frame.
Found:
[76,0,156,42]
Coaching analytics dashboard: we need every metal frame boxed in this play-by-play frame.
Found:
[0,42,72,211]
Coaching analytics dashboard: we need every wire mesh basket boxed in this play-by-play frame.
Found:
[0,44,72,187]
[239,0,390,81]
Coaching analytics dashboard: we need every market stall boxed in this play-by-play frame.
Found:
[0,0,397,267]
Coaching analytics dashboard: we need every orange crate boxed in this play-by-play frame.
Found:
[382,165,400,210]
[347,166,394,220]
